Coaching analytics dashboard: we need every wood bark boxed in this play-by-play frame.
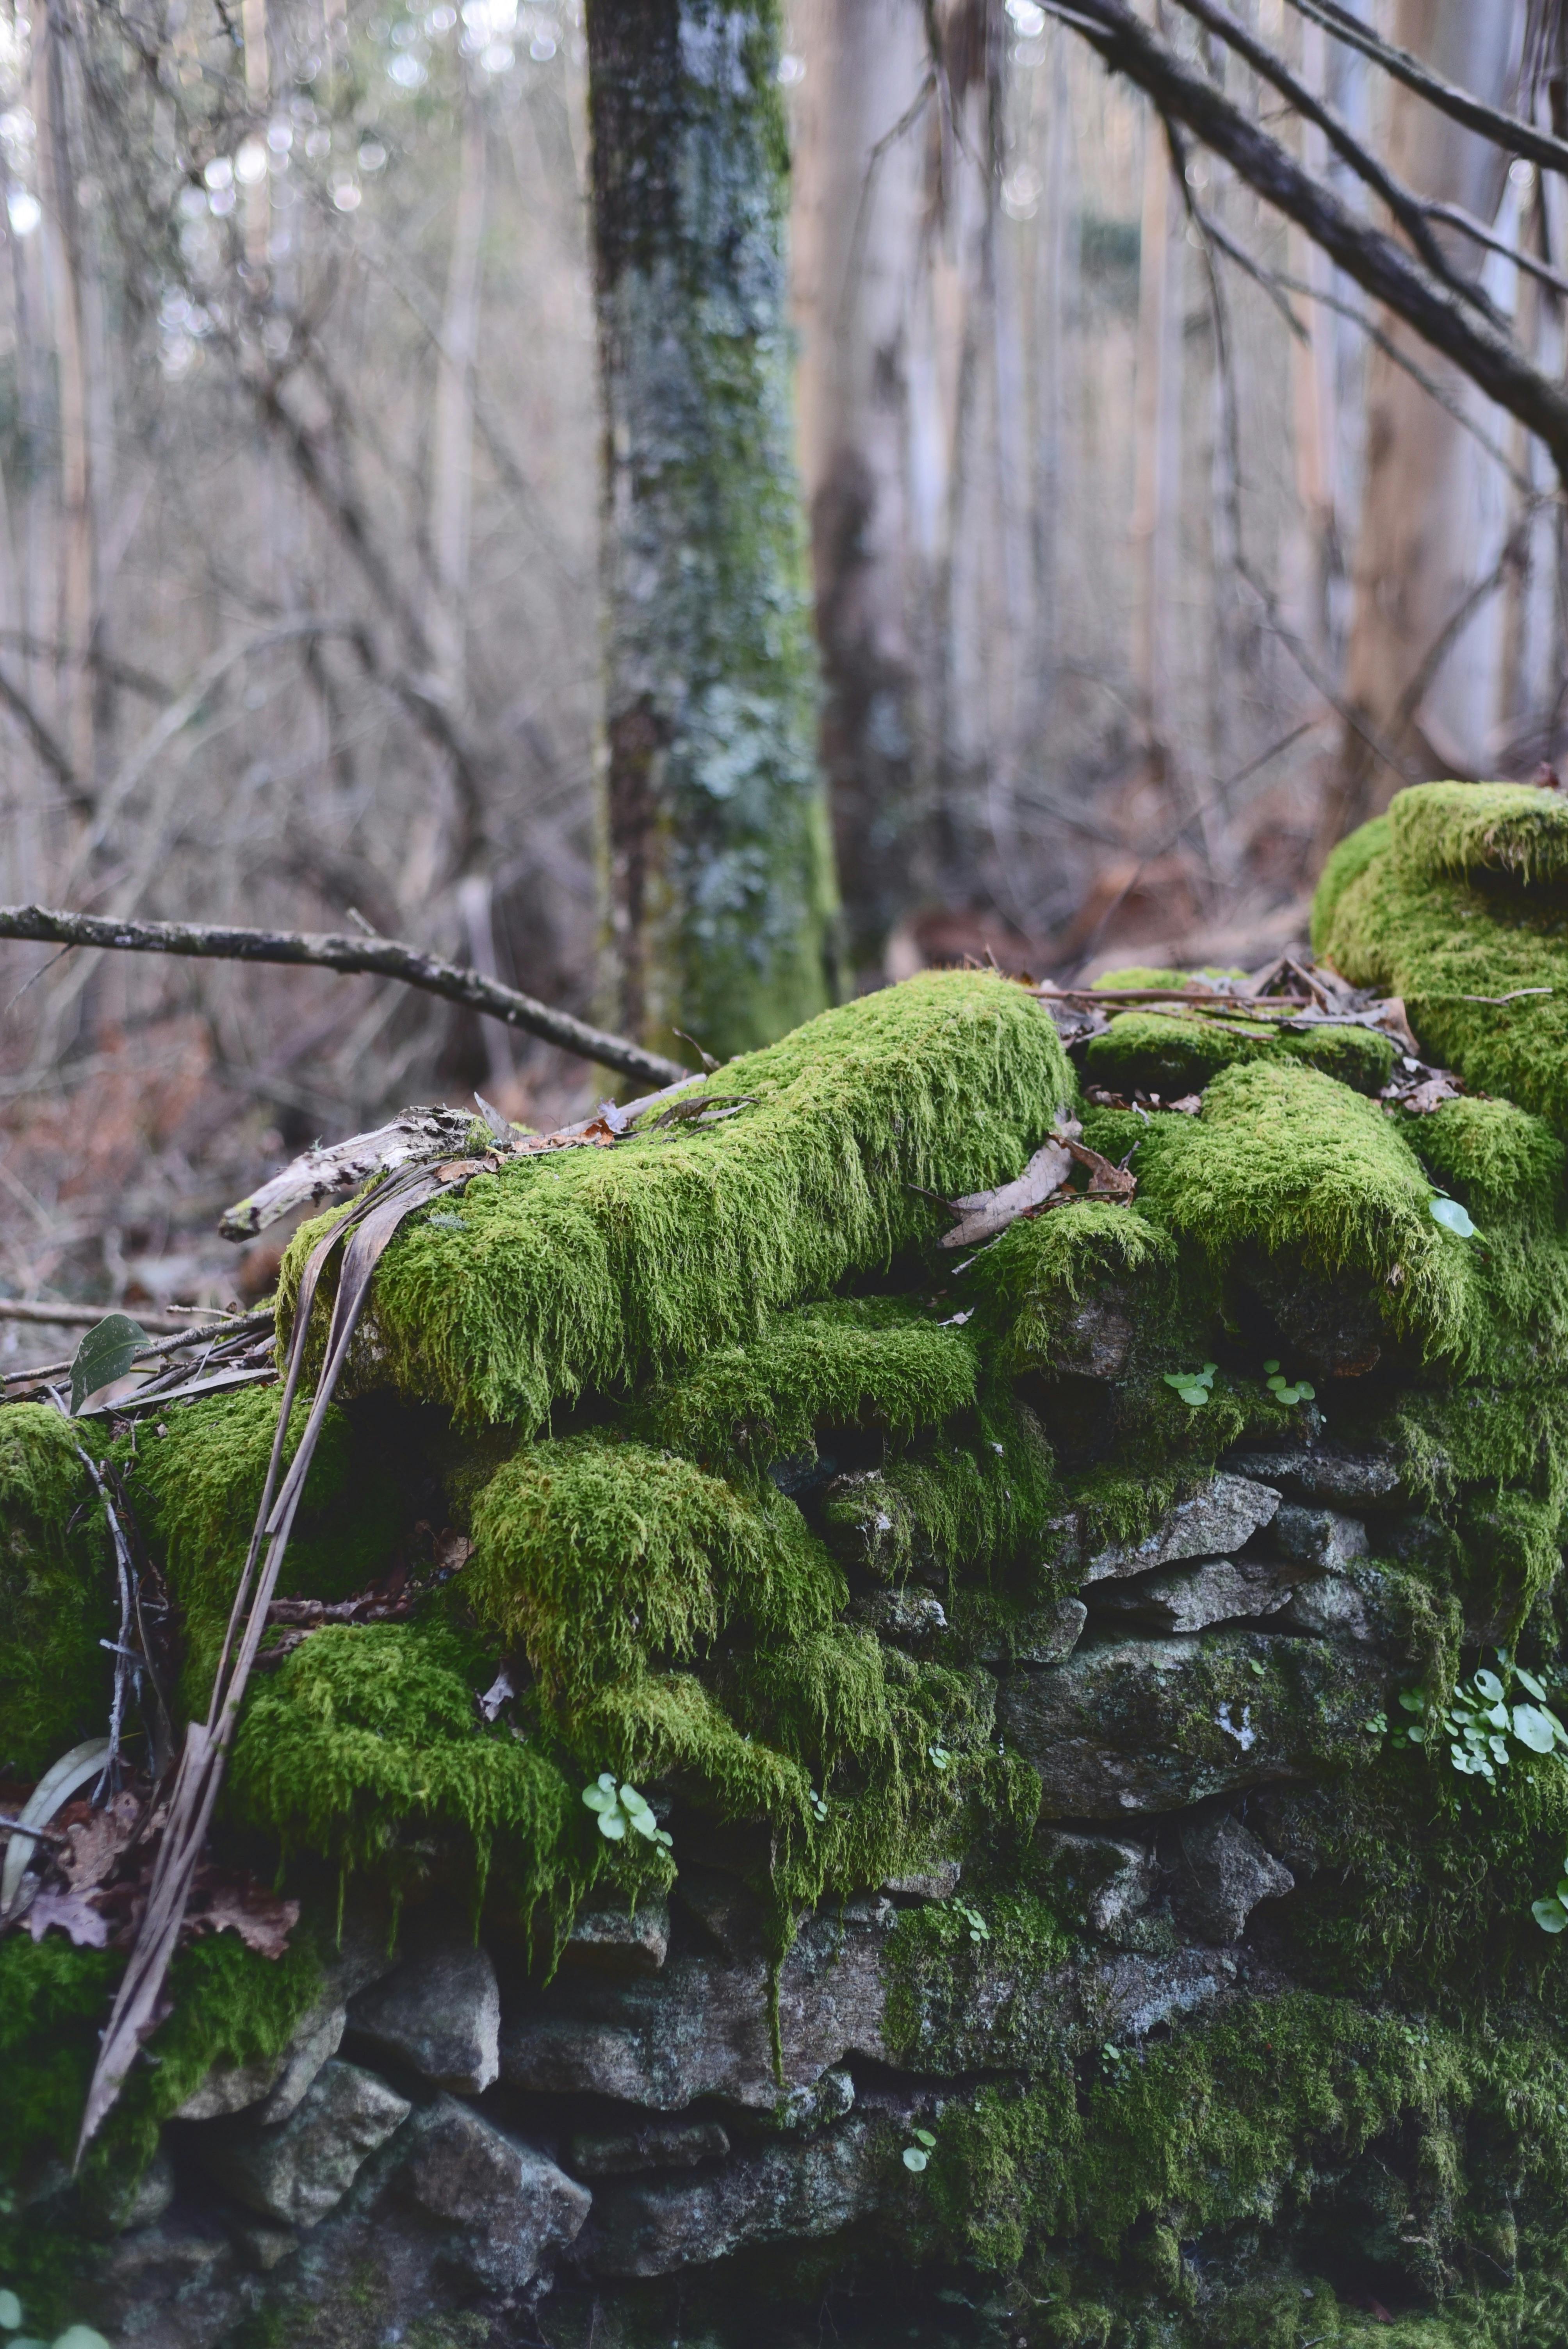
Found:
[585,0,838,1062]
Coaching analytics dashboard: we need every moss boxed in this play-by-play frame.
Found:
[229,1622,586,1922]
[1090,964,1249,987]
[966,1201,1174,1378]
[818,1395,1062,1587]
[880,1890,1075,2071]
[1406,1096,1565,1222]
[1313,811,1393,951]
[1388,781,1568,893]
[0,1405,111,1775]
[281,972,1074,1428]
[1386,1382,1568,1512]
[1082,1008,1394,1098]
[465,1434,842,1709]
[116,1386,403,1716]
[1312,830,1568,1133]
[1132,1059,1477,1368]
[630,1296,979,1475]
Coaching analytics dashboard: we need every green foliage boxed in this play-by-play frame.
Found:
[965,1201,1174,1378]
[1082,1007,1395,1097]
[818,1395,1063,1586]
[1133,1058,1479,1367]
[0,1407,109,1776]
[279,971,1074,1427]
[1388,779,1568,892]
[630,1295,979,1474]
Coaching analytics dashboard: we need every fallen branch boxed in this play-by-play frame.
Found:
[0,1298,233,1335]
[0,905,689,1091]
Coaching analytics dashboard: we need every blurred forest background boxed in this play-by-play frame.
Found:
[0,0,1563,1365]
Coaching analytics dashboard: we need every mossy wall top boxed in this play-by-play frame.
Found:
[281,971,1074,1427]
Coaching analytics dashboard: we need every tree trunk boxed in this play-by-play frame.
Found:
[1327,0,1524,843]
[791,0,928,981]
[585,0,838,1063]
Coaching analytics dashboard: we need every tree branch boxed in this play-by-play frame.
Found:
[0,906,690,1089]
[1285,0,1568,180]
[0,662,91,813]
[1043,0,1568,481]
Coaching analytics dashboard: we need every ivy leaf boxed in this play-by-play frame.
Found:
[1430,1196,1478,1239]
[69,1312,150,1415]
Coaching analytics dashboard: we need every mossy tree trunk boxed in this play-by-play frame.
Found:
[585,0,839,1065]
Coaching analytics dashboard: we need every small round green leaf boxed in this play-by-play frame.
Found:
[1514,1704,1557,1754]
[596,1811,627,1840]
[1534,1898,1568,1933]
[902,2147,929,2173]
[1430,1196,1477,1238]
[0,2292,22,2332]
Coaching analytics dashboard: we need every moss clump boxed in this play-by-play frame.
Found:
[1389,780,1568,892]
[0,1405,109,1775]
[1406,1095,1565,1222]
[631,1296,978,1474]
[1314,811,1392,944]
[281,971,1074,1428]
[116,1386,403,1716]
[1133,1058,1477,1367]
[230,1622,584,1921]
[1312,823,1568,1133]
[819,1395,1062,1586]
[881,1890,1075,2071]
[465,1434,842,1708]
[1082,1008,1394,1098]
[966,1201,1174,1378]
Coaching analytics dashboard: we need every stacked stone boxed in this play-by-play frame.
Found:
[11,784,1568,2348]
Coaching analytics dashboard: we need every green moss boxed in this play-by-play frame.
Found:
[819,1395,1062,1587]
[1313,831,1568,1132]
[1090,964,1249,987]
[1133,1059,1477,1367]
[631,1296,979,1474]
[881,1890,1075,2071]
[966,1201,1174,1378]
[117,1386,402,1716]
[1406,1095,1565,1221]
[229,1622,584,1921]
[280,972,1074,1428]
[465,1434,842,1709]
[1082,1008,1394,1098]
[1389,781,1568,892]
[0,1405,110,1775]
[1313,811,1393,952]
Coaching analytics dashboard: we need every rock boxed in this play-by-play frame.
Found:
[91,2211,236,2307]
[776,2064,855,2132]
[850,1588,949,1648]
[205,2060,411,2231]
[396,2096,591,2293]
[1091,1557,1299,1635]
[347,1927,499,2094]
[232,2220,298,2273]
[577,2116,882,2278]
[1228,1444,1404,1510]
[560,1898,670,1978]
[1032,1828,1156,1940]
[674,1870,772,1959]
[569,2120,732,2179]
[882,1858,962,1900]
[1240,1257,1389,1378]
[1280,1572,1372,1641]
[998,1631,1367,1818]
[1270,1503,1369,1572]
[105,2145,177,2234]
[1092,1947,1238,2039]
[820,1471,939,1585]
[1174,1814,1295,1943]
[173,1996,346,2125]
[887,1930,1234,2072]
[1053,1290,1136,1379]
[501,1899,895,2111]
[1083,1475,1280,1583]
[973,1597,1088,1667]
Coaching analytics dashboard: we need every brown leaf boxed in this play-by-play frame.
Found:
[433,1528,474,1576]
[27,1885,110,1947]
[1064,1138,1138,1202]
[60,1791,142,1892]
[1401,1074,1462,1114]
[1167,1094,1203,1116]
[185,1875,299,1959]
[941,1131,1079,1249]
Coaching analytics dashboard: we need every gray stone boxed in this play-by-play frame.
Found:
[578,2116,882,2278]
[974,1596,1088,1667]
[92,2212,236,2303]
[1052,1290,1136,1379]
[1083,1474,1280,1583]
[1032,1828,1156,1939]
[569,2120,732,2179]
[1270,1504,1369,1572]
[107,2144,177,2233]
[560,1898,670,1978]
[501,1898,895,2110]
[1094,1947,1238,2039]
[776,2063,855,2132]
[820,1471,939,1585]
[232,2220,298,2273]
[1228,1444,1404,1509]
[675,1870,772,1959]
[347,1930,499,2094]
[1281,1571,1374,1642]
[173,1996,346,2125]
[206,2059,411,2231]
[882,1857,962,1900]
[397,2095,591,2293]
[998,1631,1367,1818]
[1174,1814,1295,1943]
[884,1931,1234,2073]
[1092,1557,1299,1636]
[850,1588,950,1648]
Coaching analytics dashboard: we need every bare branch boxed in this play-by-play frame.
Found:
[0,662,90,813]
[1042,0,1568,480]
[1286,0,1568,180]
[0,905,690,1089]
[0,1297,233,1333]
[1422,198,1568,302]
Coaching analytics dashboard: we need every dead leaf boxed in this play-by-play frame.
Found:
[1401,1074,1462,1114]
[1064,1138,1138,1202]
[27,1885,110,1947]
[478,1666,515,1723]
[1167,1094,1202,1116]
[60,1792,142,1892]
[1376,997,1422,1055]
[185,1875,299,1959]
[941,1128,1080,1249]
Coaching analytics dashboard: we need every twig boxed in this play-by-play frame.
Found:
[0,905,688,1089]
[1283,0,1568,182]
[0,1298,233,1334]
[1424,199,1568,303]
